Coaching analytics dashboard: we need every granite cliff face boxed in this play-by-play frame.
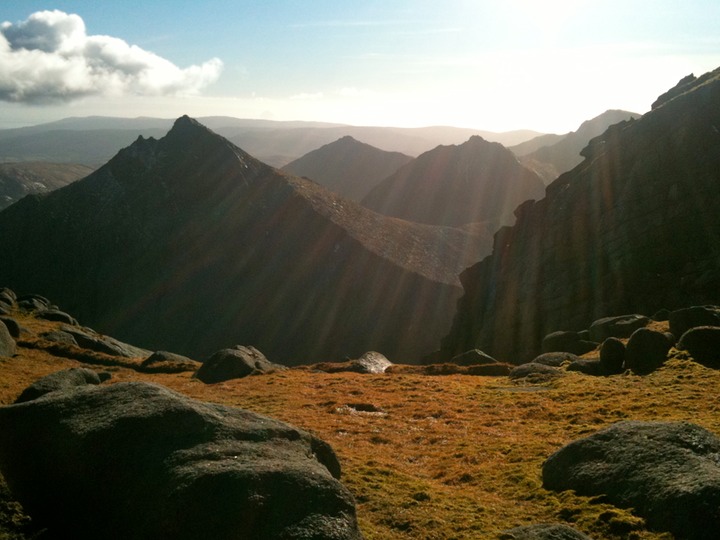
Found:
[440,68,720,363]
[0,117,485,364]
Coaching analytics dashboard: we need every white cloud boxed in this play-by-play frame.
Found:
[0,10,223,104]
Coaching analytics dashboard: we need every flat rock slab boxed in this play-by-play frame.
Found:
[0,380,361,540]
[542,420,720,540]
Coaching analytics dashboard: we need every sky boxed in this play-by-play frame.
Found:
[1,0,719,133]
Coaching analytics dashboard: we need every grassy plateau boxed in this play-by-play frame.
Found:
[1,312,717,539]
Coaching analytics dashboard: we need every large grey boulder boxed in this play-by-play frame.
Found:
[541,331,597,356]
[140,351,200,374]
[676,326,720,368]
[0,321,15,357]
[623,328,673,375]
[0,380,361,540]
[13,368,110,404]
[531,352,578,367]
[351,351,392,374]
[58,325,151,358]
[599,337,625,375]
[542,421,720,540]
[194,346,283,383]
[588,314,650,342]
[669,305,720,339]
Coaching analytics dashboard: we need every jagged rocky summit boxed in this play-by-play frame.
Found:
[440,67,720,363]
[0,116,485,364]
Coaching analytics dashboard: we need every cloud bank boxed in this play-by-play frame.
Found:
[0,10,223,104]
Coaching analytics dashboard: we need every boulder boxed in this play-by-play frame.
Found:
[0,322,15,357]
[0,289,15,308]
[566,357,604,376]
[588,314,649,342]
[669,306,720,340]
[351,351,392,374]
[531,352,578,367]
[14,368,110,404]
[509,363,563,380]
[59,325,151,358]
[652,308,670,322]
[541,331,597,355]
[599,338,625,375]
[500,523,593,539]
[41,330,79,346]
[676,326,720,368]
[623,328,673,375]
[194,346,283,383]
[16,294,50,312]
[542,421,720,540]
[0,381,361,540]
[36,309,78,325]
[0,316,21,338]
[140,351,201,374]
[450,349,498,366]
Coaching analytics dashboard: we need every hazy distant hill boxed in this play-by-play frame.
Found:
[0,162,94,209]
[441,68,720,363]
[0,116,543,168]
[282,136,413,201]
[511,110,641,183]
[362,135,545,230]
[0,117,486,364]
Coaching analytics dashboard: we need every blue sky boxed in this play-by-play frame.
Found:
[1,1,720,132]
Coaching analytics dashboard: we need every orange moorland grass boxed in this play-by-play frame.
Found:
[1,312,718,539]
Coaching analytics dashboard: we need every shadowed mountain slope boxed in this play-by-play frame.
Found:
[512,110,641,183]
[361,135,545,230]
[440,68,720,363]
[0,162,94,210]
[0,117,485,364]
[282,136,413,201]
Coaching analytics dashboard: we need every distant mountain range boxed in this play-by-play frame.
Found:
[281,136,413,202]
[0,162,93,210]
[361,135,545,230]
[440,68,720,362]
[0,116,487,364]
[511,110,641,183]
[0,116,542,168]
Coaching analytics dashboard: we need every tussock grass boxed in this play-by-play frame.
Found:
[0,313,712,539]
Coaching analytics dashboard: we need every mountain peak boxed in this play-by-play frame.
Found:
[167,115,216,139]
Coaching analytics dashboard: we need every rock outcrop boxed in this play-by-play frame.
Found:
[543,421,720,540]
[0,379,362,539]
[0,321,15,357]
[194,346,283,383]
[441,66,720,363]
